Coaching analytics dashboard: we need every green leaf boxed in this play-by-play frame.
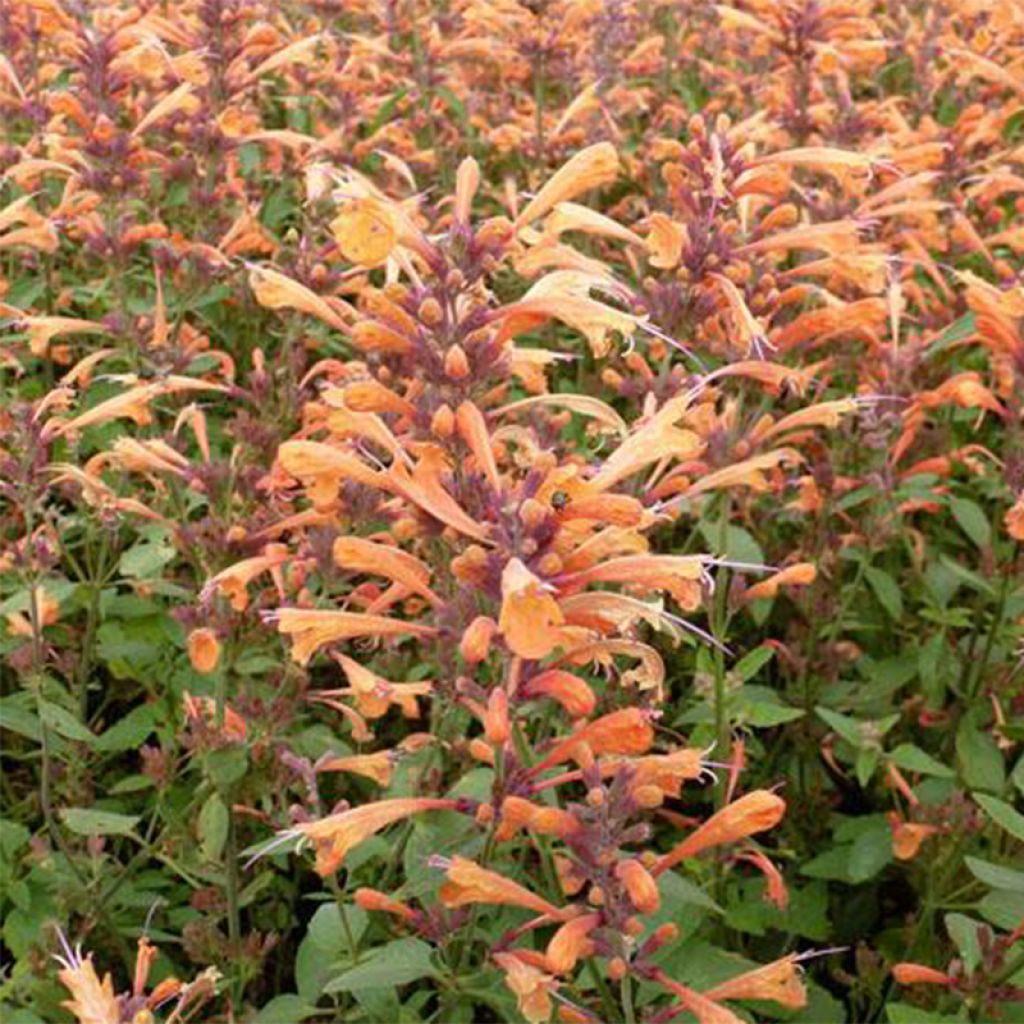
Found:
[974,793,1024,841]
[887,1002,963,1023]
[39,700,94,744]
[816,706,865,748]
[118,529,176,578]
[978,889,1024,931]
[734,645,775,681]
[743,702,806,727]
[206,747,248,788]
[61,808,140,836]
[94,704,158,752]
[253,996,317,1023]
[926,312,976,357]
[889,744,955,778]
[956,724,1005,793]
[323,938,438,993]
[949,497,991,550]
[198,794,230,862]
[965,856,1024,893]
[945,913,983,973]
[847,820,892,882]
[865,566,904,620]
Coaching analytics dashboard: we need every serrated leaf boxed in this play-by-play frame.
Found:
[61,808,140,836]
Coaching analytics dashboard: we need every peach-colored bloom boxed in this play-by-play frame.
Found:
[440,856,569,919]
[529,708,655,776]
[187,628,221,674]
[742,563,817,603]
[269,608,437,665]
[655,791,786,874]
[494,952,560,1024]
[546,912,601,974]
[705,955,807,1009]
[514,142,619,228]
[294,798,456,875]
[316,751,395,786]
[523,669,596,718]
[615,858,660,913]
[499,558,567,659]
[891,963,954,986]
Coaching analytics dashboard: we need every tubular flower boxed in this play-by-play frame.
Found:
[267,608,437,666]
[499,557,567,659]
[546,913,601,974]
[705,955,808,1009]
[493,952,560,1024]
[438,855,570,919]
[292,798,458,875]
[655,791,787,874]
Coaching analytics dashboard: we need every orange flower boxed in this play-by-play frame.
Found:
[889,815,940,861]
[439,855,569,919]
[56,946,119,1024]
[655,791,786,874]
[499,558,567,659]
[249,264,350,330]
[615,858,660,914]
[546,912,601,974]
[331,196,398,267]
[647,213,686,268]
[331,653,433,719]
[201,545,289,611]
[187,628,221,674]
[529,708,655,776]
[514,142,619,228]
[495,796,580,842]
[182,692,247,742]
[705,955,807,1009]
[354,887,417,922]
[333,537,441,606]
[742,563,817,603]
[269,608,438,666]
[316,751,395,786]
[1006,492,1024,541]
[493,952,560,1024]
[293,798,457,875]
[523,669,596,718]
[460,615,498,664]
[277,440,386,507]
[653,972,745,1024]
[735,848,789,910]
[559,554,709,608]
[388,447,492,543]
[891,963,954,986]
[456,401,501,492]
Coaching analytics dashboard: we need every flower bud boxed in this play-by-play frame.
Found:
[431,403,455,438]
[460,615,497,664]
[615,858,661,914]
[187,628,221,674]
